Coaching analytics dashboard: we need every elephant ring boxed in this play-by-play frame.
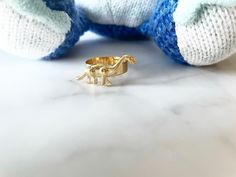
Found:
[75,55,136,86]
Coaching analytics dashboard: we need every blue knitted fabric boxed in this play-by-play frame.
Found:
[90,23,145,40]
[42,0,88,60]
[140,0,187,64]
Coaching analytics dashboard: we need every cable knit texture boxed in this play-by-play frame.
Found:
[140,0,187,64]
[42,0,88,60]
[0,0,88,59]
[0,0,66,59]
[176,5,236,66]
[174,0,236,25]
[6,0,71,34]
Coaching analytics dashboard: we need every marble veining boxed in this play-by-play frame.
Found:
[0,32,236,177]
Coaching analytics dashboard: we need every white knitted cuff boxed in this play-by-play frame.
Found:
[0,0,66,59]
[176,5,236,66]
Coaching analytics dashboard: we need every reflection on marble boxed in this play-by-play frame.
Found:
[0,32,236,177]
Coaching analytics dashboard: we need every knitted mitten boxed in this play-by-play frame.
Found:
[1,0,235,65]
[79,0,236,66]
[0,0,88,59]
[143,0,236,65]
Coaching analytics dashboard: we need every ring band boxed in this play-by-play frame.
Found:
[86,56,128,76]
[76,55,136,86]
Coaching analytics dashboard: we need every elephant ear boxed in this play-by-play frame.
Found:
[174,0,236,25]
[6,0,71,33]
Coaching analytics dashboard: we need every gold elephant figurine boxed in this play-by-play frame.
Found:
[76,55,136,86]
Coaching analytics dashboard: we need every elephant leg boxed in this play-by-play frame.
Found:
[75,73,87,80]
[105,78,112,86]
[101,75,106,86]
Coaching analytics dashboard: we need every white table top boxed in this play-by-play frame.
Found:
[0,32,236,177]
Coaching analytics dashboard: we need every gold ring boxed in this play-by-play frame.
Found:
[76,55,136,86]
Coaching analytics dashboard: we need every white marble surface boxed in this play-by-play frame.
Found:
[0,32,236,177]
